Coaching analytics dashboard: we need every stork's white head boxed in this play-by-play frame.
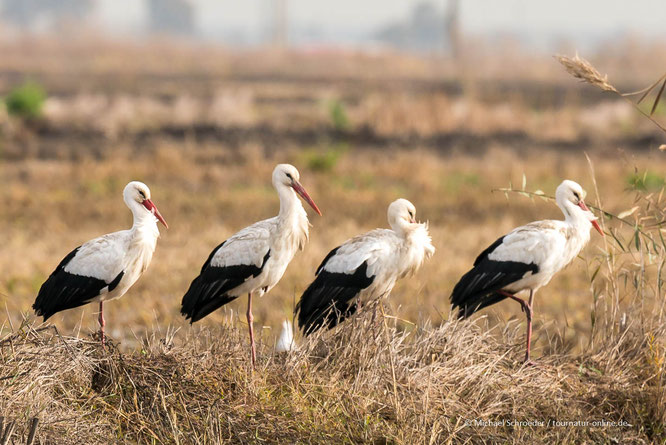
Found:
[555,180,602,235]
[388,198,418,233]
[272,164,322,216]
[123,181,168,228]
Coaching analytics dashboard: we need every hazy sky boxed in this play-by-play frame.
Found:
[95,0,666,47]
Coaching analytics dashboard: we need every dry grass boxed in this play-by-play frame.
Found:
[558,53,666,134]
[0,306,663,444]
[557,54,618,93]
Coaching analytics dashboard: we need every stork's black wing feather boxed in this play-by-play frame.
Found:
[473,236,505,266]
[450,235,538,318]
[295,251,374,335]
[181,242,271,323]
[32,247,124,321]
[315,246,340,275]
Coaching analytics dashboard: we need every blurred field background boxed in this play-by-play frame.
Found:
[2,40,666,350]
[1,1,666,443]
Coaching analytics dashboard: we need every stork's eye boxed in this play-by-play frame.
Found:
[139,190,146,199]
[573,191,580,201]
[286,173,293,180]
[408,211,414,218]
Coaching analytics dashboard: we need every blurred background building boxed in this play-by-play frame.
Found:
[147,0,194,36]
[0,0,664,53]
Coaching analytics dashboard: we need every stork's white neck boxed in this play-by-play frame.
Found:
[389,218,412,238]
[559,199,593,233]
[276,184,304,219]
[126,199,160,238]
[275,183,309,249]
[551,198,592,270]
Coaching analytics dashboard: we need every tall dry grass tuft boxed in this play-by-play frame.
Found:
[556,54,618,93]
[557,53,666,134]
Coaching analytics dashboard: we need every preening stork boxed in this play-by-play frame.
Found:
[180,164,321,367]
[450,179,603,363]
[33,181,168,346]
[295,199,434,335]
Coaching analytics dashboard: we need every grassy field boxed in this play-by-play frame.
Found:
[1,39,665,443]
[3,147,664,349]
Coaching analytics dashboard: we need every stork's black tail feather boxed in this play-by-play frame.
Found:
[295,262,374,336]
[33,273,104,321]
[181,249,270,323]
[180,274,239,323]
[295,282,359,335]
[33,246,124,321]
[450,259,539,318]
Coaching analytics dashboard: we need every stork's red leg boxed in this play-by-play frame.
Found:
[98,301,106,348]
[498,290,534,363]
[524,290,534,363]
[246,293,256,368]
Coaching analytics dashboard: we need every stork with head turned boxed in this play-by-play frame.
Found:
[33,181,168,347]
[295,199,435,335]
[181,164,321,367]
[450,179,604,364]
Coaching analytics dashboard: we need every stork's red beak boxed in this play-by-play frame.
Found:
[578,200,603,236]
[142,199,169,229]
[291,181,322,216]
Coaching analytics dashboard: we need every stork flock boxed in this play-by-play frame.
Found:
[31,164,603,366]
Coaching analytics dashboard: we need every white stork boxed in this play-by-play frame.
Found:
[33,181,168,346]
[295,198,434,335]
[450,179,604,363]
[181,164,321,367]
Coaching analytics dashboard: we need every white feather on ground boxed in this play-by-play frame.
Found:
[275,320,296,352]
